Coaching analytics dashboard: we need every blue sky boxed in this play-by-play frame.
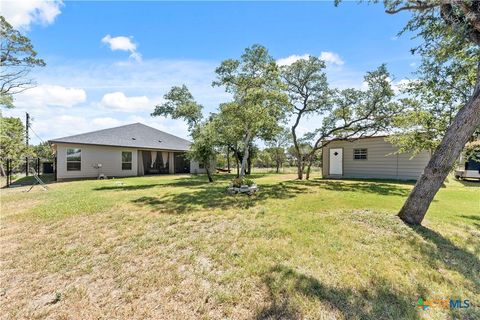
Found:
[2,1,419,144]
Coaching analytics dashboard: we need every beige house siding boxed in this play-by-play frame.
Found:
[322,137,430,180]
[190,161,214,174]
[56,143,138,180]
[55,143,206,180]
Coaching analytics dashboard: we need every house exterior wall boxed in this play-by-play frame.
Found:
[55,143,207,180]
[322,137,430,180]
[190,160,208,174]
[56,143,138,180]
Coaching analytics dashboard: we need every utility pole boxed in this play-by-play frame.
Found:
[25,112,30,176]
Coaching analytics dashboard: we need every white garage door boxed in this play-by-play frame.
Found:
[329,148,343,175]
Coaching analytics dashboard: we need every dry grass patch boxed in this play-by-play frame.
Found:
[0,174,478,319]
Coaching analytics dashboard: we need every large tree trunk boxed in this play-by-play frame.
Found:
[0,163,5,177]
[306,159,313,180]
[246,151,252,175]
[398,76,480,225]
[240,148,249,177]
[296,159,304,179]
[276,160,280,173]
[235,156,239,177]
[227,148,230,172]
[239,134,251,177]
[205,166,213,183]
[292,110,305,180]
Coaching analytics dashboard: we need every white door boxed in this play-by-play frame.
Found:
[329,148,343,175]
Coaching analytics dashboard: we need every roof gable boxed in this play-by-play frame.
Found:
[49,123,191,151]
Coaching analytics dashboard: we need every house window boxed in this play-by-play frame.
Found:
[67,148,81,171]
[122,151,132,170]
[353,148,368,160]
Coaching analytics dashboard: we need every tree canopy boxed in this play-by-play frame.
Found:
[213,44,290,177]
[377,0,480,225]
[0,16,45,108]
[151,85,203,131]
[282,61,400,179]
[385,1,479,155]
[152,85,216,182]
[0,116,26,175]
[280,56,330,179]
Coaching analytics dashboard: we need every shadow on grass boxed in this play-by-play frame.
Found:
[131,181,309,213]
[5,174,55,188]
[456,178,480,187]
[93,174,267,191]
[288,178,412,196]
[459,215,480,229]
[110,174,418,213]
[256,265,420,320]
[411,225,480,293]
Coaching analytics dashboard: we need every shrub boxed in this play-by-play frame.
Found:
[231,177,255,187]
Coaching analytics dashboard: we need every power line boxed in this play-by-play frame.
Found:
[25,113,47,145]
[29,126,46,144]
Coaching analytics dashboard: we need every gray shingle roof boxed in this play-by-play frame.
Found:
[49,123,191,151]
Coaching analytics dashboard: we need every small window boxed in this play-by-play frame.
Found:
[67,148,81,171]
[122,151,132,170]
[353,148,367,160]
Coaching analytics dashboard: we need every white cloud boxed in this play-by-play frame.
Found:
[101,35,136,52]
[319,51,344,65]
[100,91,150,112]
[14,84,86,108]
[101,34,142,62]
[33,115,91,139]
[1,0,63,30]
[277,51,344,67]
[2,58,230,142]
[391,78,413,94]
[276,54,310,66]
[92,117,124,127]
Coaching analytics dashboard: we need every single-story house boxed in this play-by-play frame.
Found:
[322,136,431,180]
[49,123,206,181]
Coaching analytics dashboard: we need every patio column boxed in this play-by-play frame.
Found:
[169,152,175,174]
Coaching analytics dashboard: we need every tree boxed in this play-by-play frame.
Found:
[281,56,330,179]
[1,16,45,108]
[213,44,290,177]
[188,122,217,182]
[386,32,476,155]
[265,127,291,173]
[152,85,216,182]
[0,116,26,175]
[32,142,54,160]
[151,85,202,130]
[283,64,400,180]
[381,0,480,225]
[255,149,274,168]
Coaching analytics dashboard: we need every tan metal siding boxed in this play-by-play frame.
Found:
[322,137,430,180]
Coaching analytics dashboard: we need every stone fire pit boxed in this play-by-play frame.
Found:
[227,184,258,195]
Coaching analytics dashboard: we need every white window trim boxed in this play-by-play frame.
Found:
[353,148,368,160]
[122,151,133,170]
[66,148,82,171]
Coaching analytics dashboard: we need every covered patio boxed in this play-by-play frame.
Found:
[137,150,190,175]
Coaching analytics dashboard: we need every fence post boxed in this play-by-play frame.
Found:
[6,159,10,187]
[54,156,57,181]
[37,158,40,174]
[25,156,29,176]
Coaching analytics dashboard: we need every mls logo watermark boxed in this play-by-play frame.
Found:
[417,298,471,311]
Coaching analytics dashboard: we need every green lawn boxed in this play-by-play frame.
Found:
[0,173,479,319]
